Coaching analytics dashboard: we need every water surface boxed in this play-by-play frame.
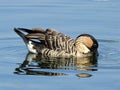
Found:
[0,0,120,90]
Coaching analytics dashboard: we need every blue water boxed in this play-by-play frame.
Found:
[0,0,120,90]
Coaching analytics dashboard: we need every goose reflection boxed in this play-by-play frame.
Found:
[14,53,98,77]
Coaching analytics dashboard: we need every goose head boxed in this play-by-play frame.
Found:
[75,34,98,57]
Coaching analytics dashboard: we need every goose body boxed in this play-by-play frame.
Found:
[14,28,98,57]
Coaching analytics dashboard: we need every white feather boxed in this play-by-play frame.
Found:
[27,41,37,53]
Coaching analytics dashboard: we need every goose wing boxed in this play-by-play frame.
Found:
[15,28,75,52]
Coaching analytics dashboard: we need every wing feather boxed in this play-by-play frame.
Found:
[15,28,75,53]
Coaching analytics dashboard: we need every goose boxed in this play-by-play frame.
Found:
[14,28,98,57]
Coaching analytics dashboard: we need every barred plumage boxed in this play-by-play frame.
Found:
[14,28,98,57]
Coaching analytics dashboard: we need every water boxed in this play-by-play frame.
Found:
[0,0,120,90]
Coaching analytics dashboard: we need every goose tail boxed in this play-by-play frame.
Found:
[14,28,29,43]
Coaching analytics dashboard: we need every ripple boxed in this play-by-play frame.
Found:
[0,4,68,8]
[0,37,20,40]
[93,0,110,2]
[97,39,120,43]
